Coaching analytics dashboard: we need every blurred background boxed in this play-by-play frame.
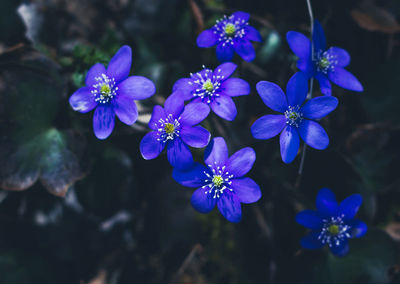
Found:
[0,0,400,283]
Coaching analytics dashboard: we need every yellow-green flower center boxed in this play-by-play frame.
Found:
[328,224,340,235]
[212,175,224,187]
[224,23,236,36]
[318,57,330,69]
[100,84,111,96]
[288,111,300,121]
[164,123,175,134]
[203,80,214,92]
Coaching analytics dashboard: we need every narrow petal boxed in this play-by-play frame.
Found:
[234,39,256,62]
[191,187,217,213]
[313,20,326,53]
[244,26,262,42]
[296,210,324,229]
[315,73,332,96]
[85,63,106,87]
[301,96,338,119]
[113,95,138,125]
[339,194,362,220]
[328,67,363,92]
[327,47,350,67]
[196,29,218,47]
[216,43,234,62]
[256,81,288,112]
[330,239,349,257]
[172,78,195,100]
[213,62,237,79]
[167,138,194,170]
[180,102,210,126]
[204,137,228,167]
[349,219,367,238]
[107,45,132,83]
[69,87,97,113]
[232,11,250,22]
[180,126,211,148]
[164,92,184,118]
[251,114,286,140]
[217,191,242,223]
[220,78,250,97]
[280,126,300,163]
[286,72,309,106]
[148,105,166,130]
[316,188,339,217]
[210,94,237,121]
[140,131,164,160]
[93,105,115,140]
[231,177,261,204]
[300,231,325,249]
[173,163,209,188]
[116,76,156,100]
[298,120,329,150]
[225,147,256,177]
[286,31,311,59]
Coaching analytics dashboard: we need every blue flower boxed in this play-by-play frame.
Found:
[172,62,250,121]
[286,20,363,96]
[197,11,262,62]
[140,93,211,170]
[251,72,338,163]
[69,45,156,139]
[296,188,367,257]
[173,137,261,223]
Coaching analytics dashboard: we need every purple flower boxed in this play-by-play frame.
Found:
[172,62,250,121]
[251,72,338,163]
[286,20,363,96]
[196,11,262,62]
[173,137,261,223]
[140,93,211,170]
[69,45,156,139]
[296,188,367,257]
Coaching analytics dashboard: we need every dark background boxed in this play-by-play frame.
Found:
[0,0,399,283]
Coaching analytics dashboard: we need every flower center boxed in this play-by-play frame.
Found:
[190,67,222,104]
[328,224,340,235]
[203,80,214,92]
[318,57,330,70]
[314,51,338,74]
[91,74,118,104]
[164,123,175,134]
[318,216,351,247]
[284,106,303,127]
[212,175,223,187]
[157,114,181,143]
[214,15,248,45]
[224,23,236,36]
[203,164,234,199]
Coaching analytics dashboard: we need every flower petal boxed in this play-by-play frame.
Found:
[349,219,367,238]
[113,95,138,125]
[301,96,338,119]
[197,29,219,47]
[327,47,350,67]
[316,188,339,217]
[256,81,288,112]
[217,191,242,223]
[251,114,286,140]
[216,43,234,62]
[210,94,237,121]
[93,104,115,140]
[180,102,210,126]
[339,194,362,220]
[220,78,250,97]
[313,20,326,53]
[300,231,325,249]
[69,87,97,113]
[225,147,256,177]
[180,126,211,148]
[315,73,332,96]
[328,67,363,92]
[167,138,194,170]
[148,105,166,130]
[330,239,349,257]
[172,78,195,100]
[172,163,209,188]
[244,26,262,42]
[280,126,300,163]
[164,92,184,118]
[213,62,237,79]
[286,31,311,59]
[297,58,314,75]
[116,76,156,100]
[296,210,324,229]
[231,177,261,204]
[191,187,217,213]
[140,131,165,160]
[107,45,132,84]
[298,120,329,150]
[286,72,309,106]
[234,39,256,62]
[85,63,106,87]
[204,137,228,167]
[232,11,250,22]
